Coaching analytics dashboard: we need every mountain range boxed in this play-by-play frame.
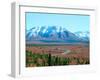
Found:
[26,26,89,43]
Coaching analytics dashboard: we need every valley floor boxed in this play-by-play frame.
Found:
[26,44,89,67]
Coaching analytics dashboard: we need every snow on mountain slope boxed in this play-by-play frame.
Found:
[26,26,89,43]
[75,31,89,41]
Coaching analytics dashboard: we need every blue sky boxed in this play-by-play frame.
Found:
[25,12,90,32]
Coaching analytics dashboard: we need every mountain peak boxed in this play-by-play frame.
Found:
[26,26,89,43]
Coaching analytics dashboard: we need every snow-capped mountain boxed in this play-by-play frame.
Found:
[74,31,89,41]
[26,26,89,43]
